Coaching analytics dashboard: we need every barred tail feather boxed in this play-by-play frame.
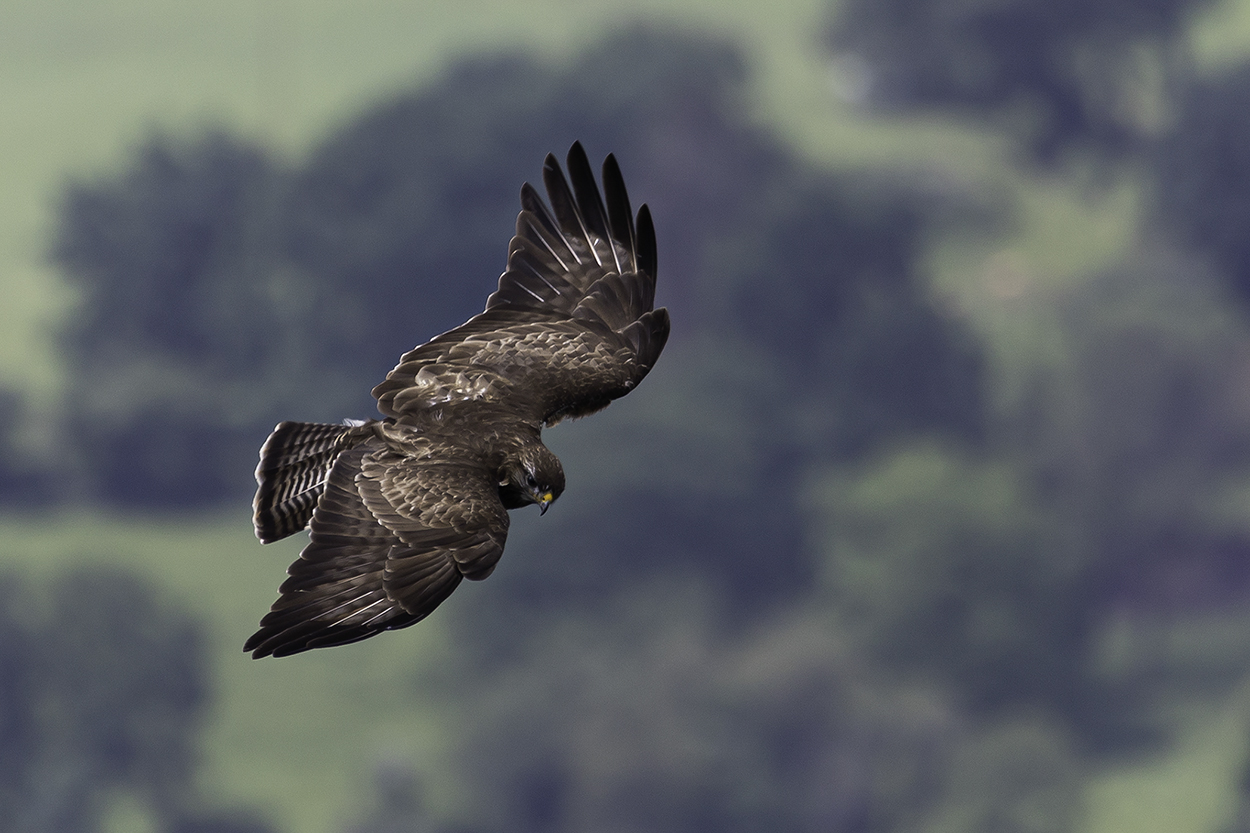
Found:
[253,421,371,544]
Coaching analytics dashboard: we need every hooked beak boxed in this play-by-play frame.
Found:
[538,491,554,515]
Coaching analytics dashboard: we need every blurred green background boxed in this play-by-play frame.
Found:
[7,0,1250,831]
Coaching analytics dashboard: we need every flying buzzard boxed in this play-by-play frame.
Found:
[245,143,669,658]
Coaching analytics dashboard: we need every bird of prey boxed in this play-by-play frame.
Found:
[245,143,669,658]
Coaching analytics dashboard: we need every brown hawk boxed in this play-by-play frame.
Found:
[245,143,669,657]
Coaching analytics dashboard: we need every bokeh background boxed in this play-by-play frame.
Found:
[6,0,1250,830]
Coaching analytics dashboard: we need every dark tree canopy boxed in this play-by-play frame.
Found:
[0,391,52,505]
[1154,65,1250,303]
[452,588,1083,833]
[0,566,272,833]
[51,131,289,505]
[827,0,1214,161]
[54,131,282,367]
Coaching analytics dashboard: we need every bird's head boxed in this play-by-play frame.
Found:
[500,442,565,514]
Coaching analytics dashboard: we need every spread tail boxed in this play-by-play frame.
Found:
[252,420,372,543]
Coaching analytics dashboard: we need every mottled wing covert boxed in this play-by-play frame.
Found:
[371,143,669,426]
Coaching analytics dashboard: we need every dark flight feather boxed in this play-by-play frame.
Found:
[247,143,669,657]
[602,154,637,274]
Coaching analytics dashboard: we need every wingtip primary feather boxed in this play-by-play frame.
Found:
[601,153,637,273]
[636,204,657,281]
[542,153,594,268]
[565,143,621,273]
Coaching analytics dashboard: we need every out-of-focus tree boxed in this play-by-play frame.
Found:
[720,177,986,458]
[1006,256,1250,744]
[1009,256,1250,611]
[454,587,945,833]
[34,567,207,820]
[0,566,272,833]
[809,443,1088,716]
[827,0,1214,162]
[919,717,1083,833]
[1153,65,1250,305]
[342,759,442,833]
[51,131,290,506]
[0,578,36,828]
[165,812,278,833]
[807,252,1250,756]
[452,582,1083,833]
[0,390,53,505]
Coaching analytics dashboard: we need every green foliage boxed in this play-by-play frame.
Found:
[806,248,1250,761]
[54,132,280,368]
[810,443,1089,713]
[719,176,987,456]
[453,584,956,833]
[1004,257,1250,614]
[1154,65,1250,303]
[0,565,272,833]
[51,131,291,505]
[917,717,1083,833]
[0,389,52,505]
[827,0,1214,161]
[448,582,1096,833]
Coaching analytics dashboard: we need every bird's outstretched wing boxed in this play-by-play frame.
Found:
[245,440,508,658]
[371,142,670,426]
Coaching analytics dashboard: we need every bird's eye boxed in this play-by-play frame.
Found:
[526,474,537,488]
